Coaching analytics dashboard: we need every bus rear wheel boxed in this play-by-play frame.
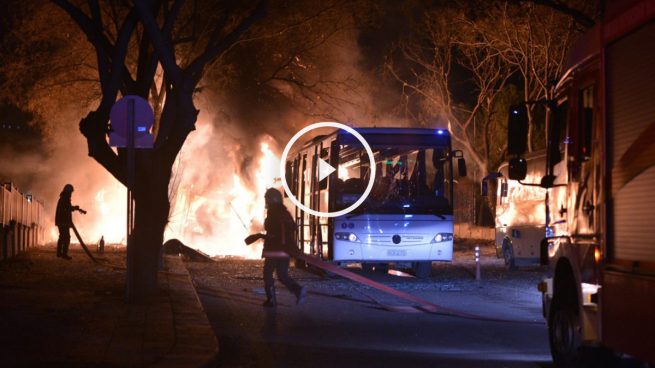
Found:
[503,240,516,271]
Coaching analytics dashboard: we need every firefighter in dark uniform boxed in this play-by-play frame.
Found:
[260,188,307,307]
[55,184,84,260]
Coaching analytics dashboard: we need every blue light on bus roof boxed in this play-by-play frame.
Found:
[402,204,410,208]
[436,129,444,135]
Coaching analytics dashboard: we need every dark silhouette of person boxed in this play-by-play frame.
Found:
[259,188,307,307]
[97,235,105,254]
[55,184,85,260]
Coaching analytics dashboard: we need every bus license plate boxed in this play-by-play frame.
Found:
[387,249,407,256]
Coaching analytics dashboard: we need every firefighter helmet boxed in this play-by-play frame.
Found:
[264,188,283,207]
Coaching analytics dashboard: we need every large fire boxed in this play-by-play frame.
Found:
[165,125,280,258]
[49,121,281,259]
[48,181,127,246]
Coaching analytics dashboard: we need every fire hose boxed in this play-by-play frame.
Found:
[71,223,99,264]
[245,233,542,324]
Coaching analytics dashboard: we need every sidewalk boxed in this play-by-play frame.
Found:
[0,245,218,367]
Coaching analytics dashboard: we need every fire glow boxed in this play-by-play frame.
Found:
[164,123,281,258]
[46,119,281,259]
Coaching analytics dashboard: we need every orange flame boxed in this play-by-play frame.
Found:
[48,181,127,245]
[165,124,281,258]
[49,121,281,258]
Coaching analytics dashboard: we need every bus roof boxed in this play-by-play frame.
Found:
[350,127,449,136]
[298,127,450,150]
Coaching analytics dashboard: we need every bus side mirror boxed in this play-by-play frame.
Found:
[458,158,467,177]
[508,157,527,180]
[508,104,529,156]
[540,174,557,188]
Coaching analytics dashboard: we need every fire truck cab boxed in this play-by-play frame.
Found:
[506,1,655,365]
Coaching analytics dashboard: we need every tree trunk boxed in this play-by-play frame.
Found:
[130,155,171,297]
[527,105,535,152]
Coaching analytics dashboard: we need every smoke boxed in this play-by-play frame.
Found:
[0,106,126,245]
[1,4,417,257]
[158,18,415,257]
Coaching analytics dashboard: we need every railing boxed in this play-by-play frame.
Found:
[1,182,46,260]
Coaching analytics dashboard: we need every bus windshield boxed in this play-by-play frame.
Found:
[335,143,452,215]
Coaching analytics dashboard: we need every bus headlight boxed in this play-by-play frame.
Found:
[432,233,453,243]
[335,232,359,242]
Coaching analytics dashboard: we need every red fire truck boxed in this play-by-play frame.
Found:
[506,0,655,365]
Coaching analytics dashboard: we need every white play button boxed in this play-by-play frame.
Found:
[280,122,376,218]
[318,158,336,182]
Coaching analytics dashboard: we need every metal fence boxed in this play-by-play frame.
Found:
[453,177,494,227]
[0,182,46,260]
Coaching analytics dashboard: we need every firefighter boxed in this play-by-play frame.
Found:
[55,184,85,260]
[259,188,307,307]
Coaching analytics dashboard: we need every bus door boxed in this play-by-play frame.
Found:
[312,140,333,260]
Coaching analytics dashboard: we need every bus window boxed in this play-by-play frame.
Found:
[319,145,329,190]
[336,143,452,214]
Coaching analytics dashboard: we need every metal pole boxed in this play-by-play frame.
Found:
[126,98,135,302]
[475,245,481,281]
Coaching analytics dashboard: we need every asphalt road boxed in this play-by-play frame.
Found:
[186,243,552,368]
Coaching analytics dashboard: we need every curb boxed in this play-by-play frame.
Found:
[157,255,219,367]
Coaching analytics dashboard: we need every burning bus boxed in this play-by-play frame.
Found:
[505,0,655,365]
[283,127,466,278]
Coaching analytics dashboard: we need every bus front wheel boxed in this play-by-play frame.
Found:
[412,261,432,278]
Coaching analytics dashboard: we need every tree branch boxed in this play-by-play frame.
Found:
[515,0,595,28]
[186,0,268,81]
[134,0,183,87]
[52,0,136,93]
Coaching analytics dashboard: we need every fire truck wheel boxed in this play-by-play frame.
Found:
[502,240,517,271]
[549,304,582,367]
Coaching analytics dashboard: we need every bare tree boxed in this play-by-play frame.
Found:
[1,0,372,299]
[514,0,597,28]
[387,7,514,178]
[466,1,579,151]
[47,0,269,298]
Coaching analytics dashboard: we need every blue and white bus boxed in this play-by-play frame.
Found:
[283,127,466,277]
